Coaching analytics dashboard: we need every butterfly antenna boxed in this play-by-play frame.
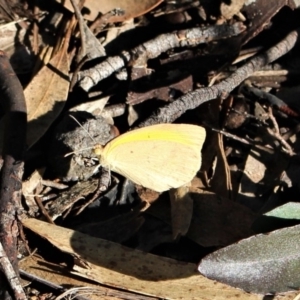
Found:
[69,115,96,143]
[64,146,95,157]
[64,115,98,157]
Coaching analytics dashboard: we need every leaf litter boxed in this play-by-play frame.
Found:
[1,0,300,299]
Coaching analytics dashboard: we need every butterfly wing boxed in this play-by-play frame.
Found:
[100,124,206,192]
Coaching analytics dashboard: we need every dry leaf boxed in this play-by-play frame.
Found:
[19,253,300,300]
[241,0,295,44]
[23,218,261,300]
[20,256,138,300]
[25,47,70,147]
[70,95,109,115]
[71,0,106,60]
[56,0,163,22]
[0,20,32,74]
[220,0,245,20]
[22,170,43,213]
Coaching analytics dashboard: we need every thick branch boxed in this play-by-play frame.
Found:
[77,23,246,91]
[137,28,300,127]
[0,51,27,300]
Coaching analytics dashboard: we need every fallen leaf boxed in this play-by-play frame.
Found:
[264,202,300,220]
[221,0,245,20]
[25,47,70,148]
[70,0,106,60]
[23,218,262,300]
[241,0,295,44]
[0,20,32,74]
[198,224,300,293]
[57,0,163,22]
[22,170,43,214]
[20,256,139,300]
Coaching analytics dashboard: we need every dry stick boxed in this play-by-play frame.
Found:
[77,23,246,91]
[70,0,87,59]
[0,242,25,300]
[0,51,27,299]
[41,180,68,190]
[20,268,158,300]
[34,196,55,224]
[32,4,40,55]
[211,128,275,155]
[242,84,300,117]
[138,28,300,127]
[19,270,91,300]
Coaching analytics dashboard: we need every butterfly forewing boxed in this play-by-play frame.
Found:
[100,124,206,192]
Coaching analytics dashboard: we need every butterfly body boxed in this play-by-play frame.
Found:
[94,124,206,192]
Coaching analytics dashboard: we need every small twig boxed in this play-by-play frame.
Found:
[267,107,295,155]
[55,286,101,300]
[282,123,300,140]
[75,167,111,215]
[41,180,68,190]
[34,196,55,224]
[137,28,300,127]
[209,127,274,154]
[252,69,290,77]
[77,23,246,91]
[32,4,39,55]
[70,0,86,58]
[20,270,90,300]
[211,128,251,145]
[41,194,57,201]
[241,84,300,117]
[232,46,262,64]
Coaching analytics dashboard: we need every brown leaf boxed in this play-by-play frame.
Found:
[220,0,245,20]
[25,48,70,148]
[241,0,294,44]
[57,0,163,22]
[20,256,142,300]
[22,170,43,214]
[22,218,261,300]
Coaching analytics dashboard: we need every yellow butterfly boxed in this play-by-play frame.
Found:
[94,124,206,192]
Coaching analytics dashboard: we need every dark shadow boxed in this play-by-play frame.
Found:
[70,228,198,281]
